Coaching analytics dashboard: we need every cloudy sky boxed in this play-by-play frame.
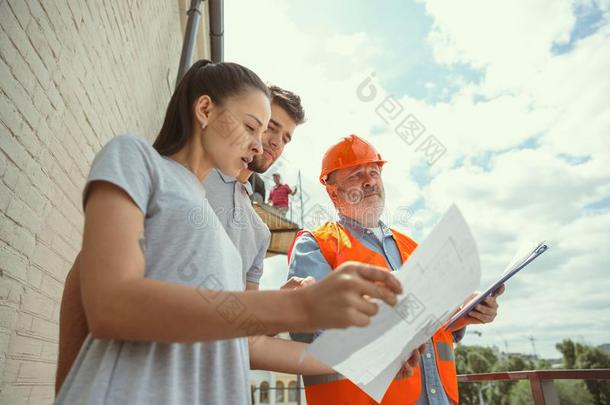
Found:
[225,0,610,358]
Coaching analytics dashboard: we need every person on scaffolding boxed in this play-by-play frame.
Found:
[269,172,297,217]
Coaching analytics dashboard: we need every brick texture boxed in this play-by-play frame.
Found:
[0,1,208,403]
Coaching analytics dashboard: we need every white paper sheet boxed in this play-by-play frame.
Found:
[302,204,481,402]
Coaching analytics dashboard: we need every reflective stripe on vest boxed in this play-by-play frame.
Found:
[294,222,459,405]
[436,341,455,362]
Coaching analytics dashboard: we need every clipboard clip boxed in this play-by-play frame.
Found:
[535,244,548,255]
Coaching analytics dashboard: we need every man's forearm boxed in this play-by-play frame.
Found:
[82,272,315,342]
[249,336,334,375]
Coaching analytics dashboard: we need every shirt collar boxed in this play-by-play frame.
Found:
[215,169,253,196]
[338,214,392,238]
[215,169,237,184]
[242,180,253,196]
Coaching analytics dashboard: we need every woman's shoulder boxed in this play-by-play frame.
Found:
[91,133,164,178]
[104,134,156,153]
[84,134,161,213]
[97,134,162,165]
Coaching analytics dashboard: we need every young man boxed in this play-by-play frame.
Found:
[288,134,505,405]
[202,85,307,291]
[268,172,297,216]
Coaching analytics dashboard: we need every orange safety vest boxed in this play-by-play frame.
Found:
[287,222,461,405]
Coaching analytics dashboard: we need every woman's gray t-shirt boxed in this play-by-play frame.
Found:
[55,134,250,404]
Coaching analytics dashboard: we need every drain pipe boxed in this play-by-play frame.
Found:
[175,0,224,86]
[209,0,224,63]
[176,0,204,86]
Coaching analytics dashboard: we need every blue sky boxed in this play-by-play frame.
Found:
[287,0,483,102]
[553,1,607,53]
[226,0,610,359]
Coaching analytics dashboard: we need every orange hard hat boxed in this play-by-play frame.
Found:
[319,134,387,185]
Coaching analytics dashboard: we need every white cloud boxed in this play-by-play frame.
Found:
[423,0,575,91]
[411,0,610,356]
[227,0,610,358]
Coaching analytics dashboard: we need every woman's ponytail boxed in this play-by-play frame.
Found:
[153,60,269,156]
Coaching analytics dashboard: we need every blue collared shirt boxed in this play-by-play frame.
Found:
[288,216,456,405]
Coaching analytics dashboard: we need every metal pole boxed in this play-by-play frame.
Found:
[298,170,304,227]
[295,172,304,403]
[296,374,302,405]
[176,0,204,87]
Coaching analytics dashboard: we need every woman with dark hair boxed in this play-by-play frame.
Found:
[55,60,403,404]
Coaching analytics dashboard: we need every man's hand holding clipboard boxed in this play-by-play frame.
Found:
[445,241,549,331]
[461,284,506,325]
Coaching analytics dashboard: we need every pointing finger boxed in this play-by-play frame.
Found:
[352,263,402,294]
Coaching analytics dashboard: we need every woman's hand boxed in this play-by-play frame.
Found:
[296,261,402,331]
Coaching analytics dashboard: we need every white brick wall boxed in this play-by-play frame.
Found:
[0,1,209,403]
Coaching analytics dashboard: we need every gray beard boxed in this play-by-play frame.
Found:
[341,202,385,228]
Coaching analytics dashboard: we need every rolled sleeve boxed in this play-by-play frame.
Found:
[287,232,333,281]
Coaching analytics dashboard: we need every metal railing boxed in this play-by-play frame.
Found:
[253,369,609,404]
[251,386,303,405]
[458,369,610,405]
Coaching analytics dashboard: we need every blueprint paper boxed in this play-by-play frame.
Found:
[302,204,481,402]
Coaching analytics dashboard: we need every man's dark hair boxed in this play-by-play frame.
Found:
[268,84,306,125]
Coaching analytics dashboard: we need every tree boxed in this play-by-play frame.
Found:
[556,339,610,405]
[455,345,498,405]
[555,380,595,405]
[534,358,553,370]
[508,380,534,405]
[575,346,610,405]
[556,339,578,368]
[488,354,534,405]
[508,380,594,405]
[456,340,608,405]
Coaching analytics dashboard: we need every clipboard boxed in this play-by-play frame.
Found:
[445,241,549,330]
